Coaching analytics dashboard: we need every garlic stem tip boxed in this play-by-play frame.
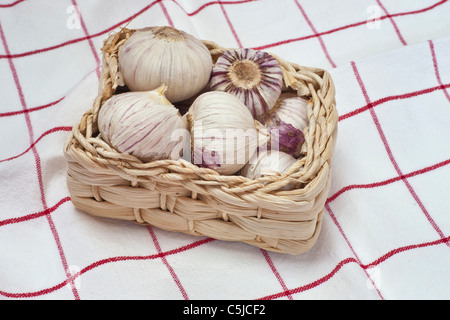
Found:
[156,84,169,95]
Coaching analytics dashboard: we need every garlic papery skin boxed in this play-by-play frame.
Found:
[98,85,188,162]
[261,92,309,131]
[188,91,262,175]
[209,48,283,118]
[258,92,308,158]
[241,150,297,185]
[119,26,213,103]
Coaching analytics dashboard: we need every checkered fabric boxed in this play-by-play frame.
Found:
[1,0,449,300]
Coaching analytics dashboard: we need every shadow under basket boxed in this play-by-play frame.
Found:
[63,28,338,255]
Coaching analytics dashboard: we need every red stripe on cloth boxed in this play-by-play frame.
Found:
[159,1,174,27]
[253,20,365,51]
[0,196,71,228]
[327,158,450,204]
[0,25,48,210]
[293,0,336,68]
[367,235,450,268]
[339,83,450,122]
[325,204,384,299]
[147,227,189,300]
[0,126,72,163]
[258,257,356,300]
[0,277,68,299]
[376,0,407,45]
[0,237,215,298]
[0,0,25,8]
[172,0,257,16]
[0,96,65,118]
[0,36,91,59]
[218,0,243,48]
[71,0,100,79]
[254,0,448,51]
[429,40,450,103]
[258,235,450,300]
[351,61,448,245]
[261,250,293,300]
[0,21,80,300]
[394,0,448,18]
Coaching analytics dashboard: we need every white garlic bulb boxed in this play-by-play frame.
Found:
[98,85,188,162]
[188,91,265,175]
[258,92,308,158]
[119,26,213,102]
[209,48,283,118]
[241,150,297,180]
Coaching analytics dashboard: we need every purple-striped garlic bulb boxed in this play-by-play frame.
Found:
[209,48,283,118]
[98,85,188,162]
[119,26,213,102]
[187,91,267,175]
[258,92,308,158]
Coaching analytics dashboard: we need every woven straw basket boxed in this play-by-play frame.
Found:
[63,28,338,255]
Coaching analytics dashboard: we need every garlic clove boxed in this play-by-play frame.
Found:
[98,85,188,162]
[209,48,283,118]
[260,91,309,131]
[174,84,210,116]
[187,91,262,175]
[258,92,308,158]
[261,120,305,159]
[241,149,298,189]
[119,26,213,103]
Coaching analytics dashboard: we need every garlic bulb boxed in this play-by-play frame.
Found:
[258,92,308,158]
[188,91,265,175]
[98,85,188,162]
[119,26,213,102]
[209,48,283,118]
[241,150,297,180]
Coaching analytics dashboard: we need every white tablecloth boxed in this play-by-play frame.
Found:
[1,0,449,300]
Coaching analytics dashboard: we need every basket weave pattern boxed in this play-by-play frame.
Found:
[64,28,338,255]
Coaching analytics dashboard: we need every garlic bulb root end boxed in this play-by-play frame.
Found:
[209,48,283,118]
[153,26,186,41]
[228,59,262,90]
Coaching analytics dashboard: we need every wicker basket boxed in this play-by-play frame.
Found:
[63,28,338,255]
